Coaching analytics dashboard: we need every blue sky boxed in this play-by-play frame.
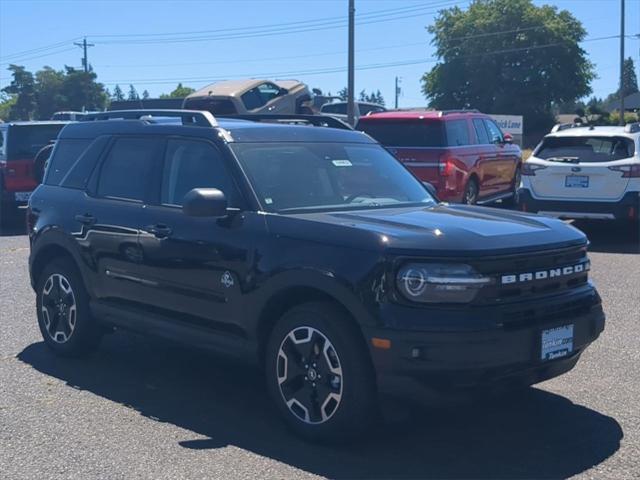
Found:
[0,0,638,107]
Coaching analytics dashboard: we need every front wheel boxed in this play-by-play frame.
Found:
[36,259,102,357]
[265,302,377,441]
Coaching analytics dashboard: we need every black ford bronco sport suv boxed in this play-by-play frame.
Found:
[28,110,604,441]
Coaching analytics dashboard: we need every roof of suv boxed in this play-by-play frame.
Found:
[547,125,640,139]
[59,116,376,144]
[358,110,485,121]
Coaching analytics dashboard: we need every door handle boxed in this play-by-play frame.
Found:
[75,213,96,225]
[145,224,173,238]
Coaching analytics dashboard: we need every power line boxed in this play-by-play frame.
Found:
[1,37,82,62]
[89,1,458,40]
[99,34,626,86]
[92,2,463,46]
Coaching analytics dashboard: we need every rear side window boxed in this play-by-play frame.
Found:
[160,139,238,206]
[357,120,445,147]
[445,120,470,146]
[45,139,91,186]
[97,137,161,201]
[535,136,635,163]
[472,119,490,144]
[7,124,65,160]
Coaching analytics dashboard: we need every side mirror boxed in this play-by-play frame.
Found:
[502,133,513,144]
[182,188,227,217]
[422,181,439,201]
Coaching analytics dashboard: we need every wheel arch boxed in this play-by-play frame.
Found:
[255,284,371,367]
[30,243,78,289]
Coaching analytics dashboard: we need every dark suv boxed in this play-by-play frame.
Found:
[28,110,604,441]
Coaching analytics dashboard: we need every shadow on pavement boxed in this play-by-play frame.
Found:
[572,220,639,254]
[19,334,623,479]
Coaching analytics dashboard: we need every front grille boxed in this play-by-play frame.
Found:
[470,245,590,304]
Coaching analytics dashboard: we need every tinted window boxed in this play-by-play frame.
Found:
[321,103,347,114]
[241,88,266,111]
[97,137,160,201]
[484,119,503,143]
[161,139,237,206]
[45,139,91,186]
[182,97,237,115]
[445,120,470,146]
[7,124,65,160]
[535,136,635,163]
[257,83,282,103]
[473,119,490,144]
[231,142,434,212]
[358,120,445,147]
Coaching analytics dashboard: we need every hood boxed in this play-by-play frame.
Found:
[269,204,586,257]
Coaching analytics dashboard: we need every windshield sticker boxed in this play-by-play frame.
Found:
[332,160,352,167]
[265,198,273,204]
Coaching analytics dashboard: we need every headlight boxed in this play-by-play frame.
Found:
[396,263,491,303]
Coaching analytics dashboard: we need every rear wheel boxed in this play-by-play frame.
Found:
[265,301,377,441]
[462,178,479,205]
[36,259,102,356]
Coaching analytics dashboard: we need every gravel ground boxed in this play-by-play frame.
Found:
[0,220,638,480]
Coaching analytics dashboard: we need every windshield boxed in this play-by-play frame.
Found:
[8,124,65,160]
[535,136,635,163]
[231,142,434,213]
[357,120,445,147]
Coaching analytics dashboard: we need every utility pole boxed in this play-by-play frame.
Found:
[394,76,402,109]
[347,0,356,126]
[619,0,625,125]
[74,37,95,73]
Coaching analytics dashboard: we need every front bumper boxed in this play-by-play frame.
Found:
[364,286,604,394]
[518,189,639,221]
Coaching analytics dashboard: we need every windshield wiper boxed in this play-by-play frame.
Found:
[545,156,580,163]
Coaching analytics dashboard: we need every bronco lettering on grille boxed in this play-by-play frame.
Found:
[501,261,590,285]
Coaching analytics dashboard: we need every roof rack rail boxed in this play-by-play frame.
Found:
[550,122,588,133]
[81,109,217,127]
[219,114,352,130]
[438,109,480,116]
[624,122,640,133]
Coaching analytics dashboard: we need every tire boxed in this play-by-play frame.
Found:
[35,258,102,357]
[265,301,377,442]
[462,177,479,205]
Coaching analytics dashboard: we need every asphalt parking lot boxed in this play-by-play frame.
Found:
[1,217,638,480]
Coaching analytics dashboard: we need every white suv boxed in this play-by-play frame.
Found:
[518,123,640,222]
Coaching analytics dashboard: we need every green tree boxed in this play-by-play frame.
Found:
[422,0,595,136]
[621,57,639,97]
[112,84,125,101]
[60,67,108,111]
[2,64,37,120]
[159,83,196,99]
[142,89,150,100]
[127,84,139,101]
[337,87,348,101]
[0,92,17,121]
[34,66,66,119]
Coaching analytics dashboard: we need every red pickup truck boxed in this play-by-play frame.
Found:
[0,121,67,221]
[357,110,522,204]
